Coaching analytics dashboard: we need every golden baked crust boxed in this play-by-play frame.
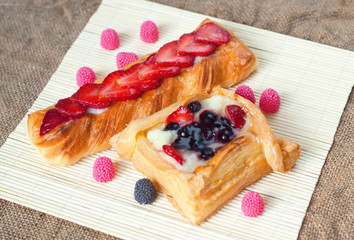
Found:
[110,86,300,225]
[27,18,258,166]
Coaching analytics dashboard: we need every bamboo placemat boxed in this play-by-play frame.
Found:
[0,0,353,239]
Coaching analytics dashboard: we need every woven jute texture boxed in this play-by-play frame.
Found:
[0,0,353,239]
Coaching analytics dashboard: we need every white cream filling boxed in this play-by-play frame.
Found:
[147,129,176,151]
[197,95,240,116]
[159,148,209,172]
[180,55,214,74]
[194,55,211,65]
[147,95,248,173]
[87,107,108,115]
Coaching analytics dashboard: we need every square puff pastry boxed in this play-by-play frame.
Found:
[110,86,300,225]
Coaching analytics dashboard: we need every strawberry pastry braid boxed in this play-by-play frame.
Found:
[27,19,258,166]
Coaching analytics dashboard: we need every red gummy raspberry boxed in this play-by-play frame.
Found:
[235,85,256,104]
[116,52,139,69]
[101,28,120,50]
[259,88,281,113]
[76,67,96,87]
[241,191,264,217]
[92,157,115,183]
[140,20,159,43]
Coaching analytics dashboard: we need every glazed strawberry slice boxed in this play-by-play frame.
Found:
[155,41,196,68]
[139,79,162,91]
[40,109,70,136]
[162,145,185,165]
[55,97,88,119]
[225,105,245,128]
[176,32,216,56]
[71,83,112,109]
[99,74,142,101]
[166,106,193,125]
[195,22,231,45]
[110,64,143,87]
[138,54,180,81]
[101,63,158,94]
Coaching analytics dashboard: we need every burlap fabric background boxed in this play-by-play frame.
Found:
[0,0,353,239]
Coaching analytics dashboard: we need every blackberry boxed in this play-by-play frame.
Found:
[217,128,235,143]
[188,123,207,150]
[214,117,235,132]
[178,125,192,138]
[199,147,215,160]
[220,117,232,126]
[188,138,205,150]
[165,122,181,131]
[199,110,217,129]
[203,129,215,143]
[190,121,201,128]
[134,178,157,205]
[187,101,201,113]
[173,137,189,149]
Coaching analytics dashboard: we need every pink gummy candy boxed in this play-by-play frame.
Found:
[235,85,256,103]
[101,28,120,50]
[241,192,264,217]
[76,67,96,87]
[116,52,139,69]
[259,88,281,113]
[92,157,115,183]
[140,20,159,43]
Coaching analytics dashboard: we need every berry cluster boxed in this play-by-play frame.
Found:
[162,101,246,164]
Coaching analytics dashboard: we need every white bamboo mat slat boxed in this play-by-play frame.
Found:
[1,0,353,239]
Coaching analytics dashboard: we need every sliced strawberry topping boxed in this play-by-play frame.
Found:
[138,54,180,81]
[139,79,162,91]
[162,145,185,165]
[99,73,142,101]
[176,32,216,56]
[40,109,71,136]
[195,22,231,45]
[101,63,159,95]
[155,41,195,68]
[166,106,193,125]
[55,98,88,119]
[71,83,112,109]
[104,64,141,87]
[225,105,245,128]
[115,64,145,87]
